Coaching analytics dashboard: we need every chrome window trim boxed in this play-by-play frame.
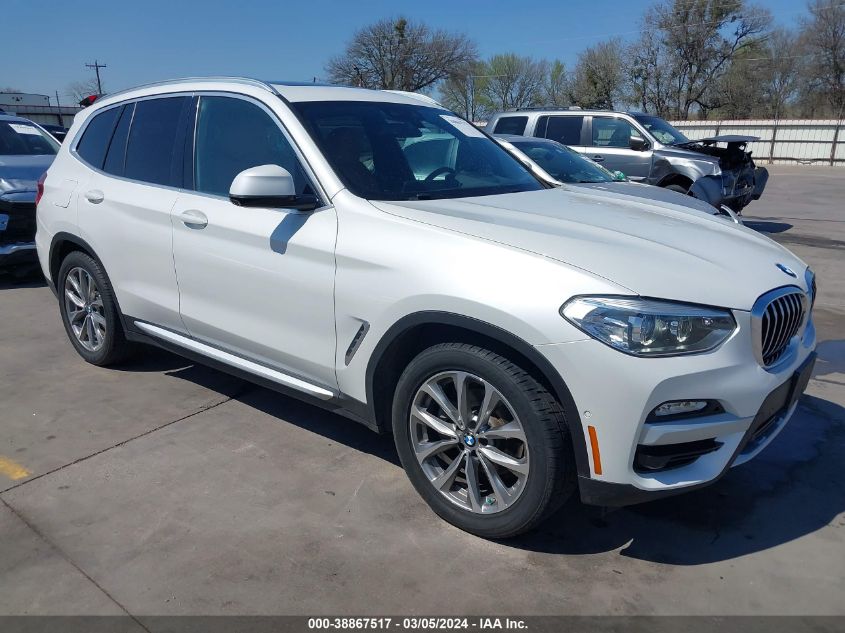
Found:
[70,91,196,188]
[750,285,809,371]
[68,89,330,211]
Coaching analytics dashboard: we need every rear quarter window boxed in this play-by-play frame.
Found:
[76,107,122,168]
[492,116,528,135]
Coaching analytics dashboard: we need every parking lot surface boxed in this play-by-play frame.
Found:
[1,165,843,616]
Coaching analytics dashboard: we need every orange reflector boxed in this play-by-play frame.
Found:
[587,425,602,475]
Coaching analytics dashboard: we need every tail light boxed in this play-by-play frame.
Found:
[36,172,47,206]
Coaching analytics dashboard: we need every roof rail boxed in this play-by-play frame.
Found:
[506,106,584,112]
[101,76,278,102]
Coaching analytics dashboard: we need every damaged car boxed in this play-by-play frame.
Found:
[1,114,59,274]
[485,108,768,212]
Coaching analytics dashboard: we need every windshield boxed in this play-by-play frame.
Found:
[292,101,543,201]
[0,120,60,156]
[633,115,688,145]
[511,139,613,184]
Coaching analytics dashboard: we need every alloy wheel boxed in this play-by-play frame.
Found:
[409,371,530,514]
[63,266,107,352]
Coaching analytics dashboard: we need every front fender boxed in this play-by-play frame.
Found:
[688,175,723,208]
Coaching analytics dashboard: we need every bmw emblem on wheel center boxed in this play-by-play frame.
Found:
[463,434,477,448]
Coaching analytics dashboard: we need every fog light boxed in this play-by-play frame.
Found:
[653,400,708,417]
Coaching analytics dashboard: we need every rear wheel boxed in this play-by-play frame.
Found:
[57,251,135,366]
[392,343,575,538]
[665,183,689,194]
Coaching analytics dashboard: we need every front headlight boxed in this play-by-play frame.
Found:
[561,296,736,357]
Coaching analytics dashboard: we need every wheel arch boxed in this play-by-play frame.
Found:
[48,232,99,286]
[365,311,590,478]
[657,172,694,190]
[48,232,131,334]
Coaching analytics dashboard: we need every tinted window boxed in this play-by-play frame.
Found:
[492,116,528,135]
[125,97,188,186]
[541,116,584,146]
[0,120,60,156]
[591,117,643,148]
[76,107,121,167]
[103,104,133,176]
[293,100,541,201]
[511,139,612,184]
[193,96,311,197]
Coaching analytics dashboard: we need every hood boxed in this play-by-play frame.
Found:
[569,181,722,217]
[676,134,759,145]
[653,144,721,167]
[371,188,806,310]
[0,154,54,194]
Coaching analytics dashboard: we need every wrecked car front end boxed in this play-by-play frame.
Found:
[655,135,767,212]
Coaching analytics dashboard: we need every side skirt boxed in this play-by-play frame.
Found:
[124,321,379,433]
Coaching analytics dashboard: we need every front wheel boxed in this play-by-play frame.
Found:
[392,343,575,538]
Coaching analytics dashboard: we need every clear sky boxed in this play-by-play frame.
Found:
[2,0,811,104]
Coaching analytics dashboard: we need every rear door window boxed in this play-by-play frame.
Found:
[75,107,121,168]
[539,116,584,146]
[124,97,190,186]
[492,116,528,136]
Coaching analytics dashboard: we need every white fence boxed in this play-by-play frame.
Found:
[670,119,845,166]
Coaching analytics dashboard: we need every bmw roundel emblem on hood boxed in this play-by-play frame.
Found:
[776,263,797,278]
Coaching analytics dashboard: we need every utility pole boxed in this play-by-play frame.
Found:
[84,60,107,94]
[55,90,64,127]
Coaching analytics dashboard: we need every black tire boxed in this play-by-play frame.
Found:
[57,250,136,366]
[392,343,575,538]
[665,183,689,195]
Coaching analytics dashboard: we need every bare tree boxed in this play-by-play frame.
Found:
[633,0,771,119]
[802,0,845,117]
[761,28,803,118]
[570,39,625,109]
[627,20,672,116]
[440,61,489,121]
[544,60,570,106]
[325,17,477,92]
[481,54,548,111]
[67,78,103,102]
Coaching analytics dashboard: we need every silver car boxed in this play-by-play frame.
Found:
[486,108,767,212]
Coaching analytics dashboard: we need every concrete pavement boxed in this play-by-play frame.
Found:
[1,165,843,618]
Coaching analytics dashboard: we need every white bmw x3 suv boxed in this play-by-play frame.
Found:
[36,78,817,538]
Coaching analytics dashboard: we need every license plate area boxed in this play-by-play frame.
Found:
[744,353,816,450]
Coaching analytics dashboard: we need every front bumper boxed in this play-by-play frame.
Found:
[688,166,768,212]
[1,193,38,269]
[537,308,816,506]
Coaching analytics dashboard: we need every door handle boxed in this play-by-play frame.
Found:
[591,155,605,163]
[84,189,104,204]
[178,209,208,229]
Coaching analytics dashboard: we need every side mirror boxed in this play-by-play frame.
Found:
[629,136,649,152]
[229,164,319,211]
